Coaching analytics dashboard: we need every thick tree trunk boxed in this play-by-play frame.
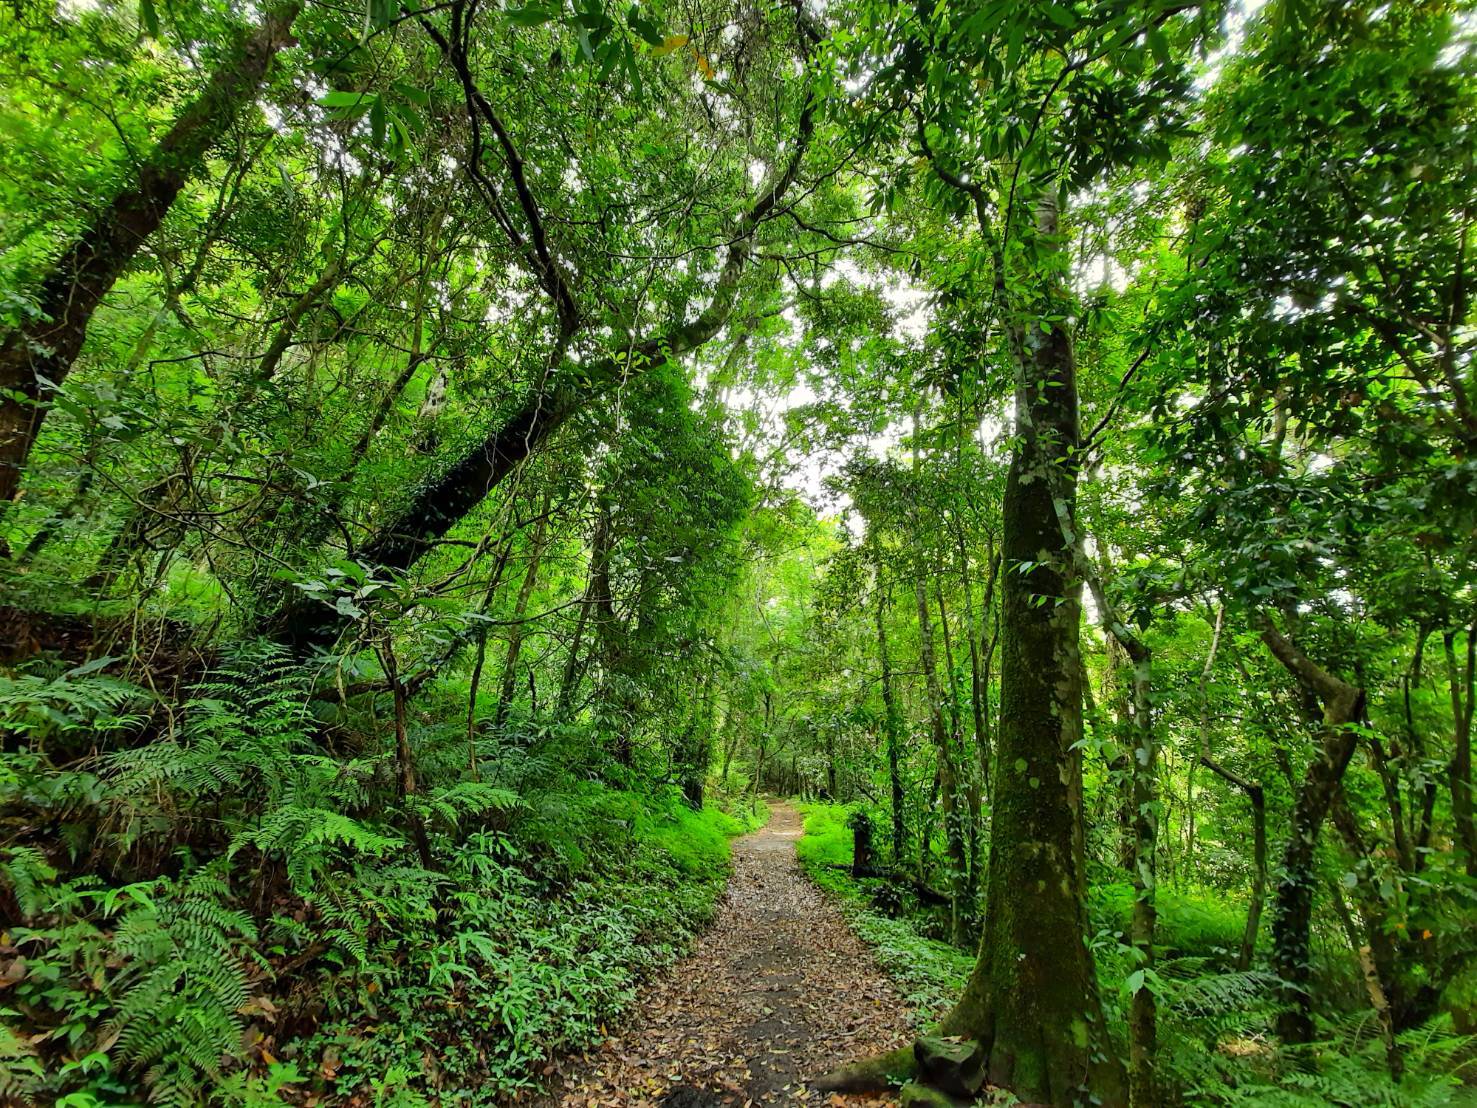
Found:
[0,3,301,507]
[936,196,1125,1106]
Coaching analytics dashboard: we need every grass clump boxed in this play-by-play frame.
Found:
[795,801,853,871]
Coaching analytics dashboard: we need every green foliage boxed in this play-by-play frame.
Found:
[6,0,1477,1103]
[794,802,855,871]
[1159,1007,1474,1107]
[0,659,149,750]
[106,871,260,1107]
[1091,882,1247,961]
[0,640,757,1105]
[793,802,973,1021]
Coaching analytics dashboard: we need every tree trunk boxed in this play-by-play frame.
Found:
[260,96,815,649]
[0,2,301,507]
[1102,633,1139,872]
[1073,551,1158,1108]
[1258,614,1365,1045]
[1201,751,1267,971]
[876,583,907,866]
[1445,624,1477,876]
[380,636,434,870]
[556,499,612,721]
[915,569,967,945]
[963,543,1000,806]
[493,492,552,730]
[1329,793,1407,1073]
[938,582,981,915]
[1195,606,1268,969]
[937,195,1125,1106]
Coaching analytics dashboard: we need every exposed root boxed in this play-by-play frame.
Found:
[811,1045,917,1093]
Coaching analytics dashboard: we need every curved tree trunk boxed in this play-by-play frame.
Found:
[0,2,301,508]
[1257,614,1365,1044]
[259,86,815,650]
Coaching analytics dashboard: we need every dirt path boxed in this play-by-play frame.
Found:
[544,803,911,1107]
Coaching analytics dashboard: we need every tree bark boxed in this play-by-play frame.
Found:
[1077,558,1157,1108]
[1444,623,1477,876]
[1257,613,1365,1045]
[1329,791,1406,1074]
[0,2,301,506]
[555,498,610,720]
[936,195,1125,1106]
[1195,605,1268,969]
[493,492,552,730]
[260,90,815,649]
[938,581,981,915]
[915,567,967,945]
[876,582,907,866]
[380,635,435,870]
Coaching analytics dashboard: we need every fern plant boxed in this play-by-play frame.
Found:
[103,869,262,1108]
[0,657,149,751]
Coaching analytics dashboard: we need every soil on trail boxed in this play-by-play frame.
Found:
[544,803,912,1107]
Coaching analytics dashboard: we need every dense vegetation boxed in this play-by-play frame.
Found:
[2,0,1476,1103]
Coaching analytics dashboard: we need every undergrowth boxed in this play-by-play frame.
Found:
[793,801,973,1022]
[793,800,1476,1106]
[0,646,759,1106]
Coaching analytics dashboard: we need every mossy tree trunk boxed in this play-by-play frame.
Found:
[935,194,1126,1106]
[1257,614,1365,1045]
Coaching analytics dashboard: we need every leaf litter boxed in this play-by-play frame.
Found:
[539,804,910,1107]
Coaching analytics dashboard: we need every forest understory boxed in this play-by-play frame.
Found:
[4,0,1477,1104]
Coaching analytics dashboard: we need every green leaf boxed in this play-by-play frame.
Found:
[369,95,387,147]
[505,5,560,26]
[1042,1,1076,28]
[392,81,432,107]
[1147,26,1170,68]
[320,90,370,109]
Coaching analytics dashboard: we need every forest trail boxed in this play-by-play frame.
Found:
[545,803,911,1107]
